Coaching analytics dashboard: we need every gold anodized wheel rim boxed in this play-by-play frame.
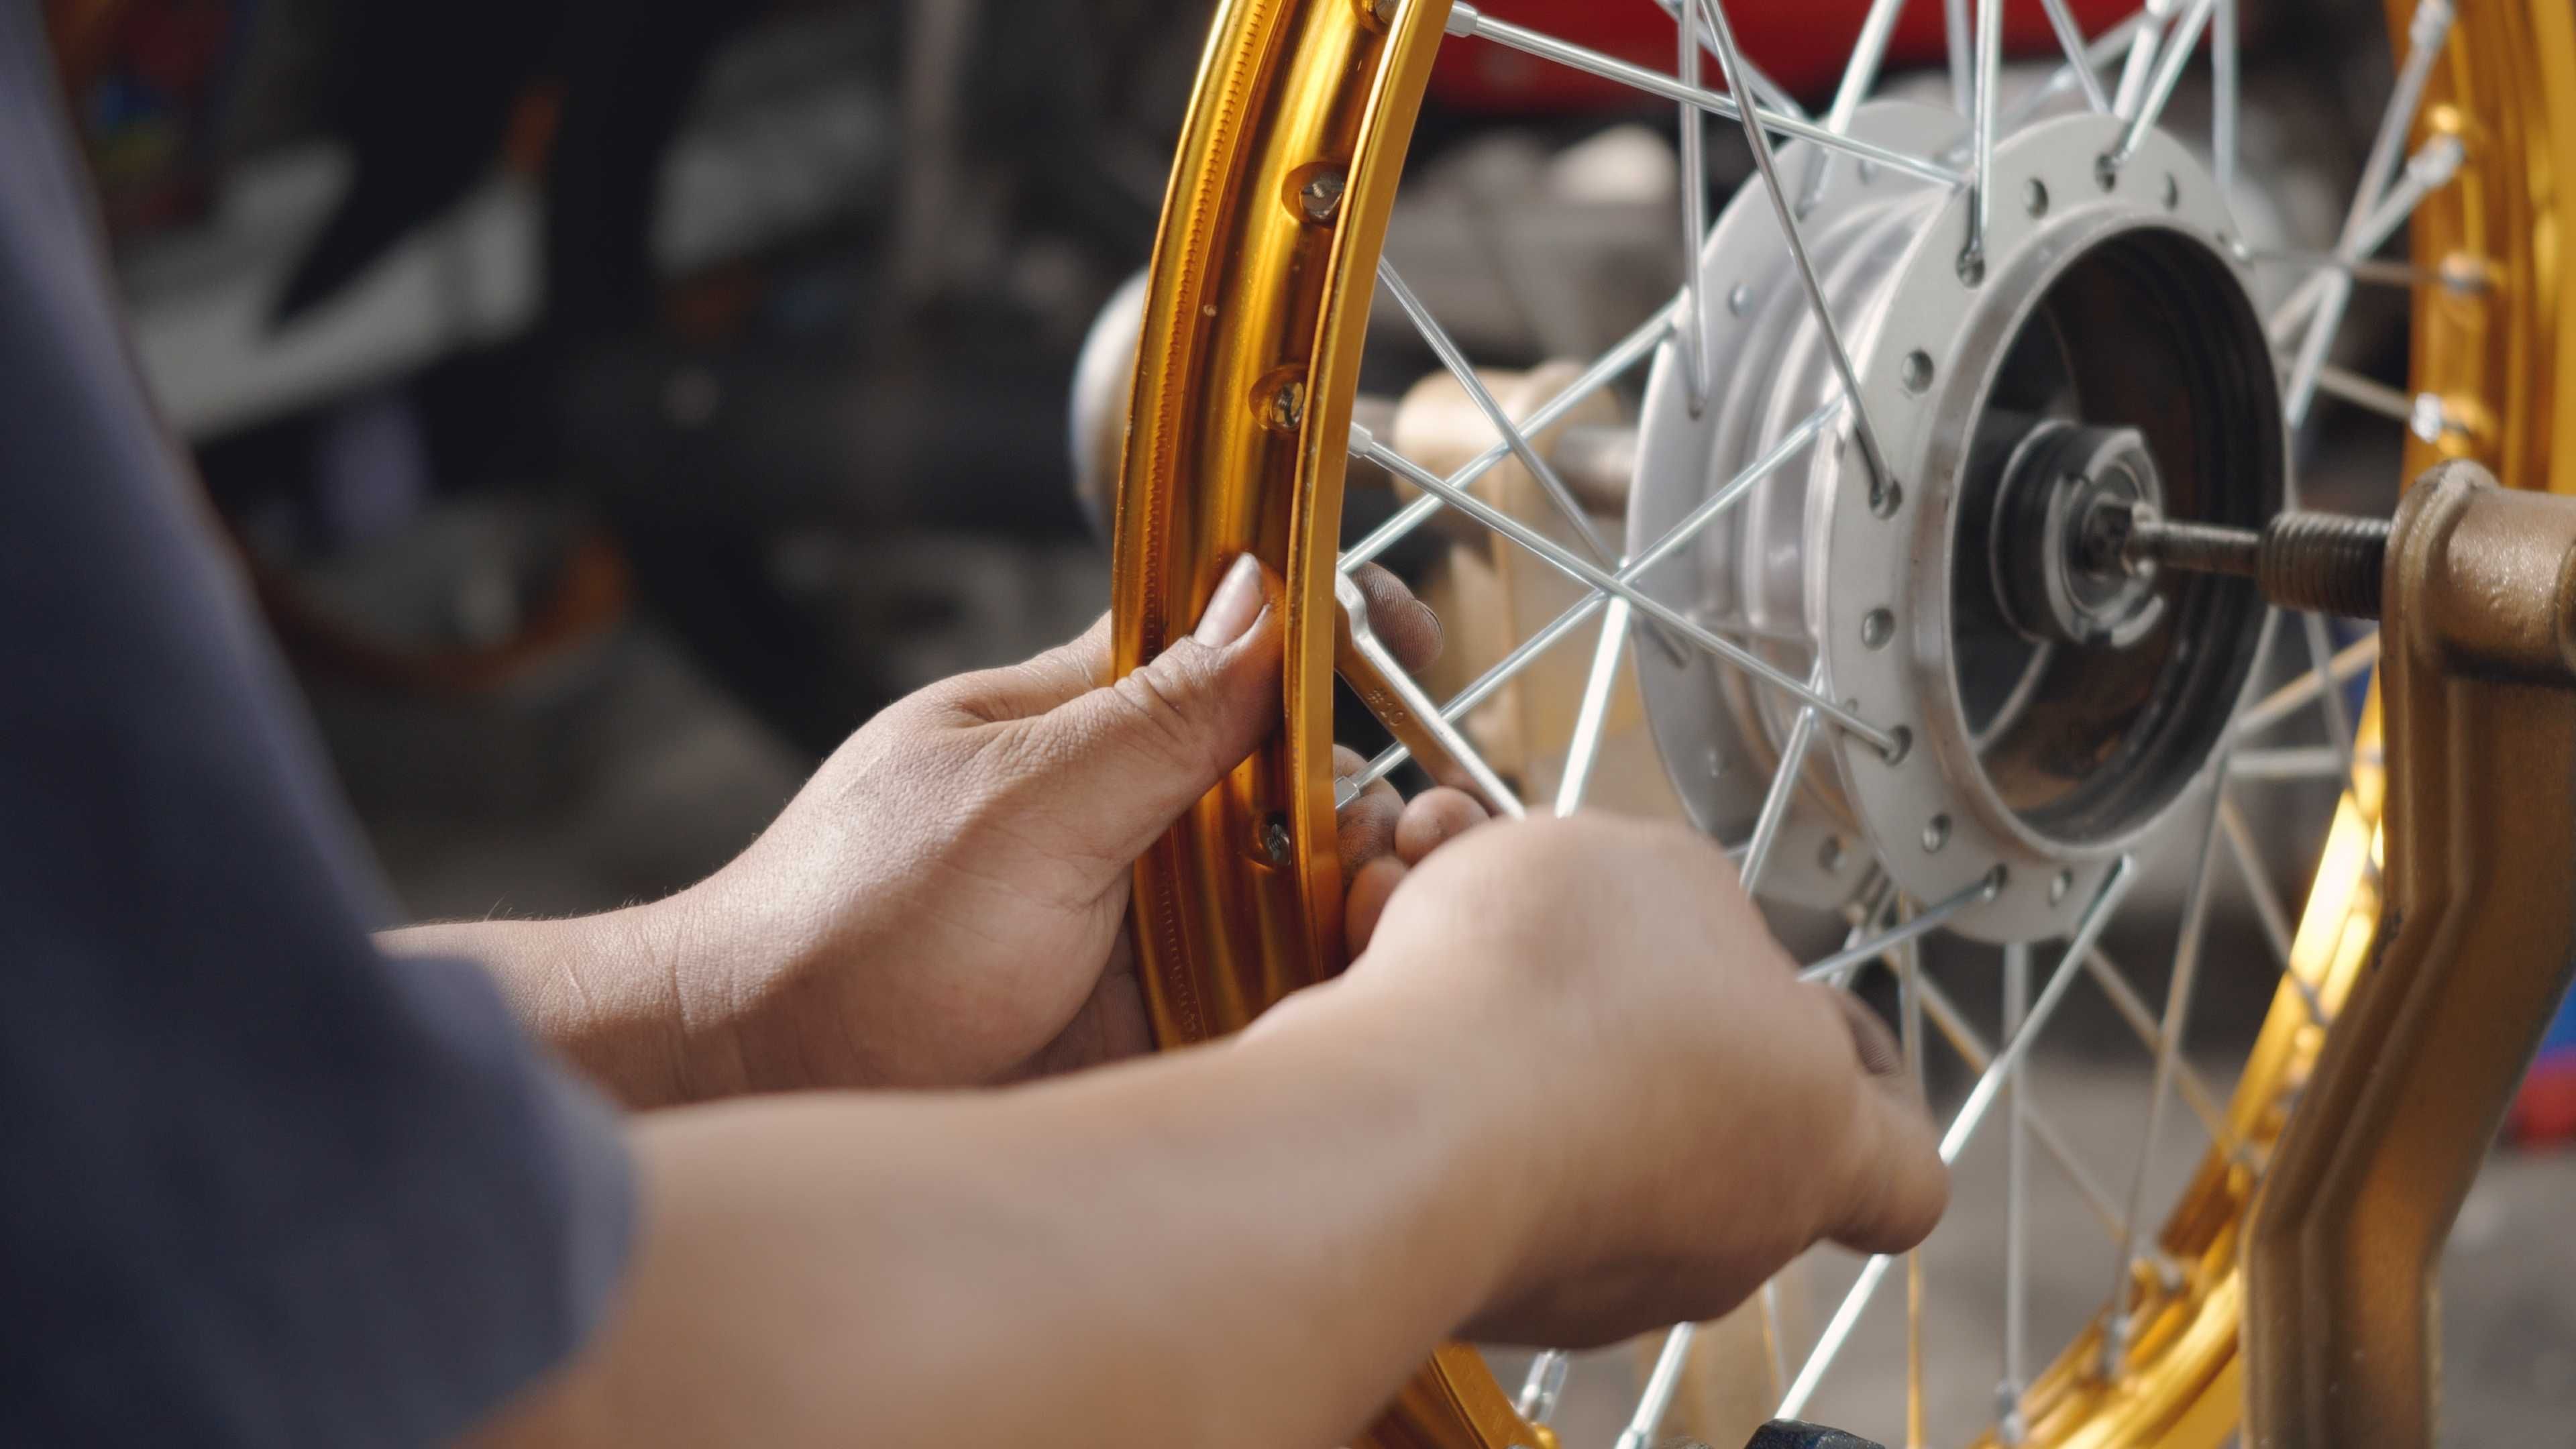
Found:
[1109,1,2575,1445]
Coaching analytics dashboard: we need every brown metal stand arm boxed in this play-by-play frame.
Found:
[2244,462,2576,1449]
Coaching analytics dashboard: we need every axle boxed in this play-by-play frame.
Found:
[2096,501,2394,621]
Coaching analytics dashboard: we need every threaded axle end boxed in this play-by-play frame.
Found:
[2257,512,2390,619]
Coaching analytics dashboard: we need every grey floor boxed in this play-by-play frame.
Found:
[310,529,2573,1448]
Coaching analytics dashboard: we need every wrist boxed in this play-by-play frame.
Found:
[595,885,761,1105]
[384,901,732,1109]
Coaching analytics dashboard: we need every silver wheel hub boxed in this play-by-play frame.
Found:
[1629,103,2286,941]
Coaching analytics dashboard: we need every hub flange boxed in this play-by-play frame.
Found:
[1629,105,2285,941]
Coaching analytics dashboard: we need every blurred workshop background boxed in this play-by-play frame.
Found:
[40,0,2571,1440]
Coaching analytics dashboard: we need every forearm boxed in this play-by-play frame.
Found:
[380,902,712,1109]
[465,978,1538,1449]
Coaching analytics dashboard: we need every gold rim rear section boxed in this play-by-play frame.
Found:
[1112,2,2574,1446]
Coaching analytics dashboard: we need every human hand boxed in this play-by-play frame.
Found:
[1281,812,1947,1346]
[639,555,1446,1096]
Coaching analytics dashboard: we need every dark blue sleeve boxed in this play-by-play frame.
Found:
[0,14,634,1447]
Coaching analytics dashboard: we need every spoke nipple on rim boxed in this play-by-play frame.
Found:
[2098,1313,2133,1378]
[1297,170,1346,222]
[1258,813,1293,866]
[2438,251,2494,294]
[1260,378,1306,431]
[2408,392,2452,443]
[1995,1385,2028,1445]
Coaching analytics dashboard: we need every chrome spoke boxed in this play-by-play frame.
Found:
[1444,4,1968,188]
[1780,859,2141,1419]
[1342,402,1841,796]
[1697,0,1901,508]
[1799,0,1913,213]
[2236,631,2378,735]
[2311,363,2422,427]
[1944,0,1976,116]
[2000,941,2034,1441]
[1617,1324,1697,1449]
[2100,795,2225,1373]
[1739,690,1821,893]
[2110,0,2180,121]
[2212,0,2239,195]
[1354,424,1900,750]
[1676,0,1712,411]
[1783,1254,1900,1425]
[1515,1348,1570,1424]
[1965,0,2004,274]
[2245,248,2441,289]
[2229,745,2352,782]
[2106,0,2215,171]
[2280,0,2458,423]
[1913,964,2130,1243]
[1340,297,1682,572]
[1760,1281,1792,1403]
[1800,874,2000,982]
[1652,0,1809,121]
[2269,135,2466,344]
[1827,883,1903,990]
[2082,947,2241,1154]
[1377,260,1618,564]
[1903,926,1929,1449]
[2218,793,2331,1026]
[1965,7,2154,160]
[1554,599,1632,816]
[2036,0,2114,115]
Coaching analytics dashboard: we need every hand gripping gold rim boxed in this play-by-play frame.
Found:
[1110,1,2575,1446]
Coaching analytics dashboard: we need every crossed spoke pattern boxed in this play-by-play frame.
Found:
[1320,0,2451,1440]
